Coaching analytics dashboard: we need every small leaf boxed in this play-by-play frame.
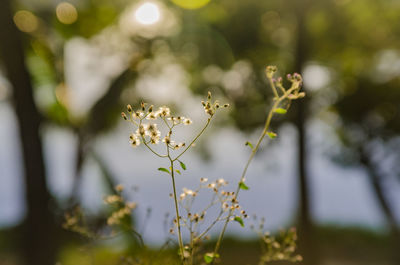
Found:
[204,253,213,264]
[204,253,219,264]
[175,169,181,175]
[239,182,249,190]
[158,168,170,174]
[274,108,287,114]
[245,141,254,149]
[234,216,245,227]
[179,161,187,170]
[267,132,277,139]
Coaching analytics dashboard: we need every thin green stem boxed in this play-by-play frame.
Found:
[173,118,211,162]
[268,78,279,99]
[142,138,167,158]
[212,83,299,260]
[170,158,185,264]
[162,116,172,130]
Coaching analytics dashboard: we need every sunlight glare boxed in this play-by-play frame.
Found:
[134,2,161,25]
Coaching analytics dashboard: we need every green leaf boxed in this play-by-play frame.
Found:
[245,141,254,149]
[234,216,245,227]
[158,167,170,174]
[238,182,249,190]
[274,108,287,114]
[175,169,181,175]
[204,254,213,264]
[267,132,277,139]
[204,253,219,264]
[179,161,187,170]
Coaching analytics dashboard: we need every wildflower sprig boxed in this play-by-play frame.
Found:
[63,66,303,265]
[209,66,305,263]
[168,177,248,264]
[62,206,95,239]
[249,216,302,263]
[104,185,137,227]
[259,228,302,264]
[63,185,141,244]
[122,92,229,264]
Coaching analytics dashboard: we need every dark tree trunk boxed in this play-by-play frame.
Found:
[292,1,319,264]
[359,147,400,263]
[68,66,139,204]
[0,1,57,264]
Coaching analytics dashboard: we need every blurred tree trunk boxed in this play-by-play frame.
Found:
[0,1,57,265]
[68,65,140,205]
[359,147,400,263]
[292,1,319,264]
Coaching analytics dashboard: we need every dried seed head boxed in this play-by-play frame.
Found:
[127,104,132,112]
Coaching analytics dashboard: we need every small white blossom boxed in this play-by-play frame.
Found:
[217,178,228,186]
[136,124,148,137]
[132,111,144,119]
[183,118,192,125]
[146,111,159,120]
[129,133,140,147]
[162,135,171,144]
[158,106,170,117]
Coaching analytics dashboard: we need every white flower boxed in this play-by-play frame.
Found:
[183,118,192,125]
[132,111,144,119]
[173,143,185,149]
[148,123,158,132]
[183,188,194,196]
[129,133,140,147]
[146,111,159,120]
[158,106,170,117]
[162,135,171,144]
[136,124,148,137]
[104,195,122,204]
[217,178,228,186]
[150,133,161,144]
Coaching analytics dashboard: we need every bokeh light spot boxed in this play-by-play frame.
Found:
[13,10,38,33]
[171,0,211,10]
[135,2,161,25]
[56,2,78,25]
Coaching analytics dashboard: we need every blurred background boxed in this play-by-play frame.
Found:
[0,0,400,264]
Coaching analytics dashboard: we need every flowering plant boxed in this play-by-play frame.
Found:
[64,65,305,265]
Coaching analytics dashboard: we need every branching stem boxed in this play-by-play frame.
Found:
[212,83,300,260]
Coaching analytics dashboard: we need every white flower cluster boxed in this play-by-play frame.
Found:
[175,177,248,233]
[103,185,137,226]
[122,102,192,148]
